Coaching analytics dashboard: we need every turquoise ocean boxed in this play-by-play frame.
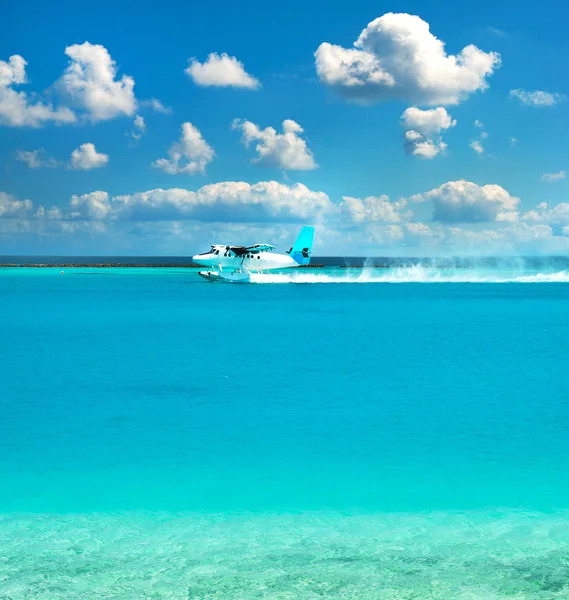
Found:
[1,264,569,599]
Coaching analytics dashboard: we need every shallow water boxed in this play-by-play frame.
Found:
[2,510,569,599]
[1,266,569,598]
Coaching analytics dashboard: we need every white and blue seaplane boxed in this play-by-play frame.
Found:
[192,226,315,283]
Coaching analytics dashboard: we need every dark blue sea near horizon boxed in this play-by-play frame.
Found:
[1,263,569,599]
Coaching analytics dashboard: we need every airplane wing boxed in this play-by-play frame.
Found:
[222,243,275,256]
[243,244,275,253]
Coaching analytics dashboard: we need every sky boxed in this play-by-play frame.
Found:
[1,0,568,256]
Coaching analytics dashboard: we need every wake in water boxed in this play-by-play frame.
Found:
[249,265,569,284]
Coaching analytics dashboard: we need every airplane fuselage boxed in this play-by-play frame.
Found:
[192,249,298,271]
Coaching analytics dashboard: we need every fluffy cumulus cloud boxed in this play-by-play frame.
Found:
[0,183,407,232]
[152,122,215,175]
[541,170,566,183]
[0,191,34,218]
[410,180,520,223]
[16,149,59,168]
[232,119,317,170]
[113,181,331,222]
[0,55,76,127]
[509,89,566,107]
[523,202,569,234]
[186,53,260,89]
[331,195,441,250]
[502,223,555,244]
[70,143,109,170]
[68,191,112,220]
[0,182,332,225]
[340,195,412,225]
[6,179,569,255]
[0,192,106,247]
[60,42,137,121]
[16,145,108,169]
[329,219,446,252]
[401,107,456,136]
[401,107,456,158]
[315,12,500,106]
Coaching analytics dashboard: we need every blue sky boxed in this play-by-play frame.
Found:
[1,0,568,255]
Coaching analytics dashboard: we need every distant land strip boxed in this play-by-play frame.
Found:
[0,263,333,269]
[6,256,562,268]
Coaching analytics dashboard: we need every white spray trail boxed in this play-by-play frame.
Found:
[248,265,569,284]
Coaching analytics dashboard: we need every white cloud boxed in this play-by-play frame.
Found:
[232,119,317,170]
[446,222,556,252]
[503,223,554,243]
[339,195,413,224]
[401,106,456,158]
[315,12,500,106]
[152,122,214,175]
[410,180,520,223]
[470,140,484,154]
[469,121,489,154]
[0,55,76,127]
[10,182,409,231]
[69,191,112,220]
[113,181,331,222]
[333,219,445,251]
[141,98,172,114]
[16,149,59,168]
[17,144,110,170]
[34,205,64,220]
[7,182,569,256]
[406,136,445,159]
[4,182,410,230]
[70,143,109,170]
[402,107,456,135]
[186,53,260,89]
[541,170,566,183]
[524,202,569,231]
[509,89,566,107]
[0,191,34,217]
[510,137,518,146]
[1,182,330,225]
[60,42,136,121]
[0,213,107,242]
[131,115,146,140]
[0,193,108,244]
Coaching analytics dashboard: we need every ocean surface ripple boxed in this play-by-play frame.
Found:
[2,510,569,599]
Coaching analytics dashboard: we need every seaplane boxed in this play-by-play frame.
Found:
[192,225,315,283]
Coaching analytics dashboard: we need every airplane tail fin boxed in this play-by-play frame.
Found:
[287,226,315,265]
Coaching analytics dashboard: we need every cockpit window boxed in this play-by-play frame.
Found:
[215,250,220,255]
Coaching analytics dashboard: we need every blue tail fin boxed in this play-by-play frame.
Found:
[287,226,315,265]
